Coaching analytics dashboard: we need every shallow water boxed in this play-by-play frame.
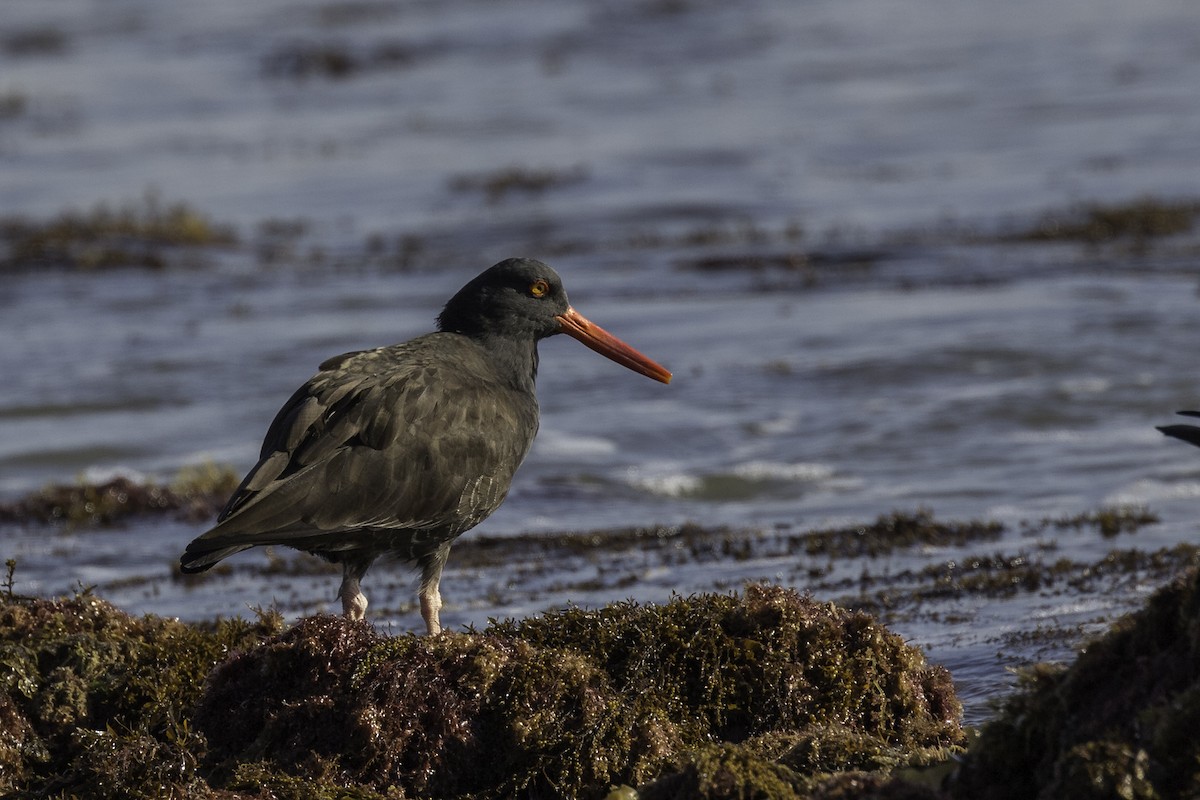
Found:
[3,0,1200,726]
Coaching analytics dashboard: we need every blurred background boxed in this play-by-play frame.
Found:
[2,0,1200,721]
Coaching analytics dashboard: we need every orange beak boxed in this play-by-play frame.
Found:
[555,306,672,384]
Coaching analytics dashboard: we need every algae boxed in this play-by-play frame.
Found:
[1,27,69,57]
[795,510,1004,559]
[0,591,281,797]
[1015,197,1199,247]
[0,91,27,121]
[448,165,590,204]
[951,564,1200,799]
[192,586,960,797]
[0,579,964,796]
[637,742,951,800]
[15,565,1200,798]
[14,508,1199,797]
[492,585,962,755]
[262,39,421,80]
[0,195,237,273]
[638,742,811,800]
[0,464,239,529]
[1030,505,1160,539]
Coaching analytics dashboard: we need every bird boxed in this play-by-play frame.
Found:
[180,258,671,634]
[1158,411,1200,448]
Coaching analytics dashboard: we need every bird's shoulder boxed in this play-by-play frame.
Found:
[308,334,532,413]
[316,333,503,382]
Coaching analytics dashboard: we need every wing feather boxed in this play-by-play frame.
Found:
[282,396,323,451]
[182,334,538,571]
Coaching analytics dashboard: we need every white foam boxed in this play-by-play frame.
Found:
[533,430,618,458]
[1104,479,1200,505]
[78,465,149,485]
[732,460,834,481]
[628,472,704,497]
[1056,377,1111,395]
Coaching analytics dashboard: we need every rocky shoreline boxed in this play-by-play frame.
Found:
[3,565,1199,798]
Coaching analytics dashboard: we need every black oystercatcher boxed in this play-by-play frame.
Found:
[1158,410,1200,449]
[180,258,670,634]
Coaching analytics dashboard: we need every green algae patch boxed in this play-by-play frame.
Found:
[0,591,282,797]
[638,742,811,799]
[449,164,590,204]
[1013,197,1200,248]
[262,39,423,80]
[951,565,1200,800]
[0,464,240,529]
[0,194,237,272]
[1032,504,1160,539]
[795,510,1004,559]
[192,585,962,799]
[635,742,951,800]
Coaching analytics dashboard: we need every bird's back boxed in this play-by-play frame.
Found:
[181,333,539,570]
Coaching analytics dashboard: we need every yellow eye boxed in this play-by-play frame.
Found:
[529,279,550,298]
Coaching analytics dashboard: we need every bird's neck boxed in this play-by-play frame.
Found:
[477,333,540,394]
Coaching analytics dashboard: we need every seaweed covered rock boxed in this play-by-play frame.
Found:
[952,565,1200,800]
[636,743,950,800]
[198,615,677,797]
[496,584,963,753]
[0,583,962,798]
[0,592,281,797]
[196,585,964,799]
[637,742,811,799]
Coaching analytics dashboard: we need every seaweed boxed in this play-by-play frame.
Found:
[58,549,1200,797]
[1,27,69,57]
[951,564,1200,799]
[448,165,589,204]
[0,464,239,529]
[1034,505,1160,538]
[262,39,421,80]
[193,585,961,798]
[24,565,1200,797]
[0,90,27,121]
[0,195,237,273]
[795,510,1005,559]
[1013,197,1200,249]
[0,591,281,797]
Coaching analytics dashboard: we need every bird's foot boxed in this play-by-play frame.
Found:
[338,582,368,621]
[420,588,443,635]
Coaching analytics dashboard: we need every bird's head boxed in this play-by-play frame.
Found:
[438,258,671,384]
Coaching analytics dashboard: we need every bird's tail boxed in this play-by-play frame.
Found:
[179,542,253,574]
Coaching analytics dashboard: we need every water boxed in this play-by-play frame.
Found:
[3,0,1200,725]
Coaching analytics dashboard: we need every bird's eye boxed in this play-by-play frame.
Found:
[529,279,550,298]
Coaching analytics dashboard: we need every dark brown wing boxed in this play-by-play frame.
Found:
[180,333,538,571]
